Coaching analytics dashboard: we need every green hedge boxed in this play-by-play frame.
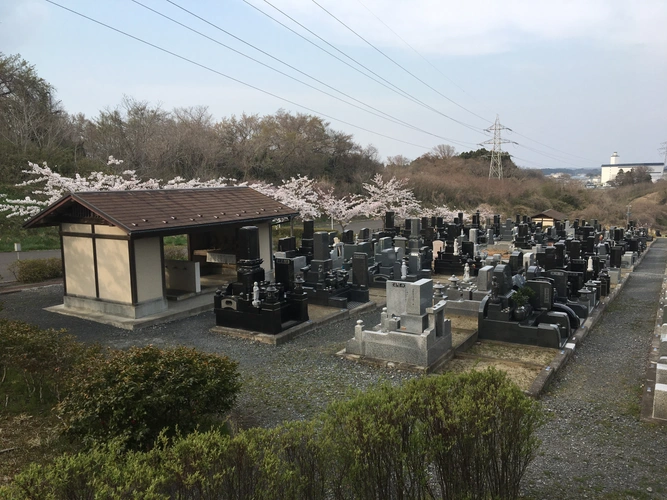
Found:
[0,319,98,406]
[3,369,543,499]
[56,345,241,451]
[7,257,62,283]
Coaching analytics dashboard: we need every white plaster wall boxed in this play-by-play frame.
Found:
[134,237,164,302]
[62,235,96,297]
[164,260,201,293]
[96,239,131,303]
[95,225,126,236]
[258,222,273,272]
[62,223,91,233]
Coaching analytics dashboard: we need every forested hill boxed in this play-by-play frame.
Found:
[0,53,382,194]
[2,52,667,230]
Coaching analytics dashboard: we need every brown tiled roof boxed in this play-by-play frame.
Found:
[24,188,298,235]
[531,209,568,221]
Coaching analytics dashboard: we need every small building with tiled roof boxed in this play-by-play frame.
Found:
[24,187,298,320]
[531,209,568,228]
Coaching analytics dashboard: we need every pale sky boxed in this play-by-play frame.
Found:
[2,0,666,169]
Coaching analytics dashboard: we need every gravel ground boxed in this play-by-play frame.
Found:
[2,240,667,498]
[0,287,417,429]
[521,238,667,499]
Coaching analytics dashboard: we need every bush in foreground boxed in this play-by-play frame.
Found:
[0,319,97,404]
[55,345,241,450]
[5,368,542,499]
[7,257,62,283]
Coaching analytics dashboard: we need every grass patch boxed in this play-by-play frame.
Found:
[466,342,558,366]
[0,226,60,252]
[443,358,541,392]
[0,367,78,486]
[163,234,187,246]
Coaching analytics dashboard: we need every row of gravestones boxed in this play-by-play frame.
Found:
[214,225,369,335]
[345,214,650,364]
[213,214,648,345]
[345,225,646,368]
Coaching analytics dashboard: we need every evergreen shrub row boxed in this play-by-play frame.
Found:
[3,368,542,500]
[8,257,62,283]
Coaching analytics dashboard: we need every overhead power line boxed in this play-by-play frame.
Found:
[245,0,488,137]
[311,0,489,125]
[510,154,569,171]
[133,0,473,147]
[346,2,595,166]
[44,0,434,151]
[355,0,497,118]
[509,130,598,164]
[514,142,591,169]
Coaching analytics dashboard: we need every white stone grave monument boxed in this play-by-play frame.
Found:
[345,279,452,369]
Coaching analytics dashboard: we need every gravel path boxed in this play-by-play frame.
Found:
[2,241,667,497]
[0,287,416,429]
[521,238,667,499]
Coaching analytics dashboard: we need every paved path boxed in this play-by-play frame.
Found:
[522,238,667,498]
[0,250,61,283]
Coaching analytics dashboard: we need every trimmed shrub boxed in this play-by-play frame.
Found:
[55,345,241,450]
[3,369,541,499]
[322,385,429,500]
[405,369,543,499]
[0,319,98,404]
[5,439,169,500]
[8,257,62,283]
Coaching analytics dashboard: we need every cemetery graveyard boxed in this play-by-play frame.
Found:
[206,208,650,391]
[21,189,652,391]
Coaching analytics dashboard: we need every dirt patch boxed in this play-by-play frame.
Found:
[448,314,477,331]
[452,331,473,349]
[485,246,512,260]
[443,357,542,391]
[466,341,558,366]
[0,413,75,487]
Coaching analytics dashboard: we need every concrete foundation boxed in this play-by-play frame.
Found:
[63,295,168,319]
[345,279,452,369]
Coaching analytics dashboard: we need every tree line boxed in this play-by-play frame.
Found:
[0,52,382,192]
[3,51,666,231]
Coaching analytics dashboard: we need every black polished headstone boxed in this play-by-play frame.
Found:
[313,232,331,261]
[278,236,296,253]
[303,220,315,240]
[384,211,395,230]
[238,225,260,261]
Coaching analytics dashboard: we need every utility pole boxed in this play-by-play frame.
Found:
[481,115,513,179]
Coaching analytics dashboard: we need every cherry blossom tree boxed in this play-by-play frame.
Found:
[361,174,421,219]
[0,160,324,223]
[0,157,236,220]
[315,188,368,232]
[249,175,321,221]
[421,206,466,221]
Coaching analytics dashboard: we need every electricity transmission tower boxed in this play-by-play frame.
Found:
[481,115,514,179]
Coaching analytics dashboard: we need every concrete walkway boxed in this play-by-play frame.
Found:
[522,238,667,498]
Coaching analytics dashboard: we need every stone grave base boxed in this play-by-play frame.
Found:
[211,301,375,345]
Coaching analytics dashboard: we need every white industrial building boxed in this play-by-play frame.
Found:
[600,152,665,185]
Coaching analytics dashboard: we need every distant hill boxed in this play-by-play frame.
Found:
[540,168,600,177]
